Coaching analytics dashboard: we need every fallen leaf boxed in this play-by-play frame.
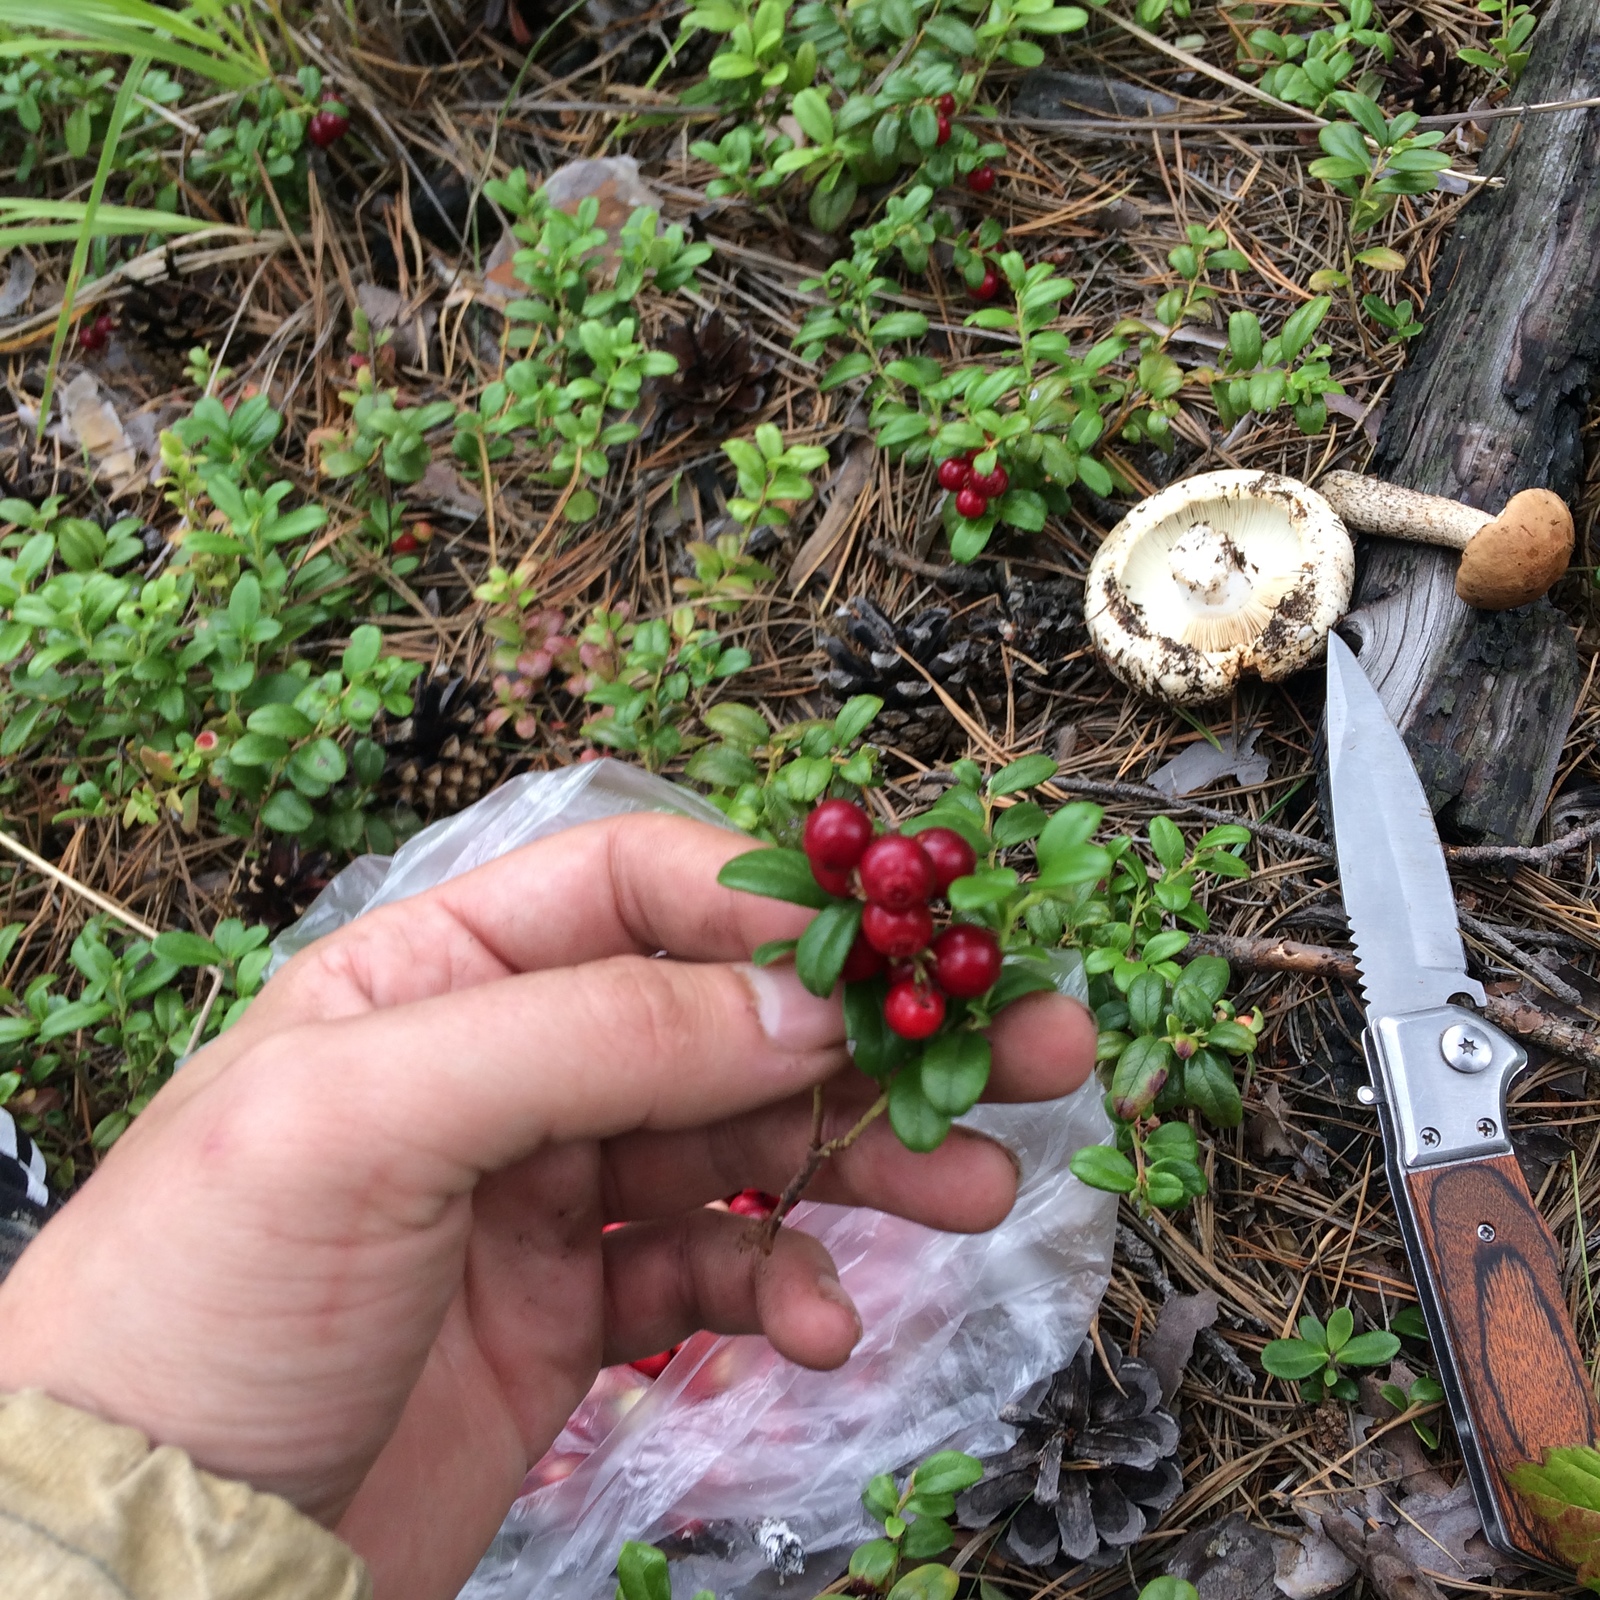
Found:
[53,371,139,489]
[1148,726,1268,798]
[1276,1521,1358,1598]
[0,254,36,320]
[1141,1288,1219,1404]
[788,438,875,592]
[414,458,485,520]
[1393,1479,1497,1581]
[1248,1082,1299,1161]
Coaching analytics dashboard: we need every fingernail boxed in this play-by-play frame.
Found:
[737,964,845,1052]
[815,1270,863,1343]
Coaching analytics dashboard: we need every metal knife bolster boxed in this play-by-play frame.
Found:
[1358,1003,1525,1167]
[1361,1007,1600,1574]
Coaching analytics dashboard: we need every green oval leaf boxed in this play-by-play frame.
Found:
[717,847,834,909]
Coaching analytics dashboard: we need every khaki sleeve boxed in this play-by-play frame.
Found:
[0,1390,371,1600]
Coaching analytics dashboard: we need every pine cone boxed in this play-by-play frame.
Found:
[818,598,971,760]
[235,838,333,930]
[120,275,228,353]
[649,310,773,434]
[1383,30,1469,115]
[960,576,1085,723]
[957,1339,1182,1571]
[386,671,495,817]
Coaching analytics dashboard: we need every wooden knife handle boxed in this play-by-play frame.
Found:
[1404,1152,1600,1566]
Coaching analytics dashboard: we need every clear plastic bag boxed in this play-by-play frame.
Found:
[269,761,1117,1600]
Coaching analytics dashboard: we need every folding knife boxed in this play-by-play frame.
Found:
[1326,631,1600,1572]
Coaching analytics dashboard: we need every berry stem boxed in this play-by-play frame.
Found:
[757,1089,890,1252]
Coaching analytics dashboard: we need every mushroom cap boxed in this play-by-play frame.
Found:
[1454,488,1574,610]
[1085,470,1354,706]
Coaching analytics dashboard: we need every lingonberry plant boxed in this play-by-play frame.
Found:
[0,914,269,1166]
[0,388,419,853]
[687,692,883,841]
[1307,91,1452,235]
[850,1450,984,1595]
[800,205,1272,561]
[453,172,710,523]
[1062,814,1261,1215]
[1458,0,1538,84]
[580,606,752,770]
[1235,0,1395,114]
[679,0,1076,230]
[1202,296,1343,436]
[1261,1308,1401,1403]
[718,759,1258,1233]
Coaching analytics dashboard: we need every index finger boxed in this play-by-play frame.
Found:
[254,814,811,1023]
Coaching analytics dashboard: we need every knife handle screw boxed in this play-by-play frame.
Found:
[1441,1023,1493,1072]
[1421,1126,1441,1146]
[1477,1117,1497,1138]
[1478,1223,1496,1242]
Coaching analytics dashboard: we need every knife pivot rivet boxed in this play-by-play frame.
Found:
[1420,1126,1441,1147]
[1356,1084,1377,1106]
[1441,1023,1493,1073]
[1477,1117,1497,1138]
[1478,1223,1496,1242]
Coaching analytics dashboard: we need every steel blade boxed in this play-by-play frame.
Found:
[1325,632,1483,1019]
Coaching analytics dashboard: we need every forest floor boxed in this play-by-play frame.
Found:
[3,0,1599,1593]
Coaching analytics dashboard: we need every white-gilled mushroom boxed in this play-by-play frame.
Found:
[1085,469,1354,706]
[1317,471,1573,611]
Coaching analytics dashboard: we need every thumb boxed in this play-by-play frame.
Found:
[223,955,849,1195]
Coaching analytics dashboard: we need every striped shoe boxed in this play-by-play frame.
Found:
[0,1106,50,1286]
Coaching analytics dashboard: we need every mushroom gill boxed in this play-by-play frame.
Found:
[1119,495,1308,655]
[1085,469,1354,706]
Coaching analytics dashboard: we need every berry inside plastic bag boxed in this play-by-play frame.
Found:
[271,760,1117,1600]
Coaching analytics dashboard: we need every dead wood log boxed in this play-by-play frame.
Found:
[1341,0,1600,845]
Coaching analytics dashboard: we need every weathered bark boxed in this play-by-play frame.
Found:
[1342,0,1600,844]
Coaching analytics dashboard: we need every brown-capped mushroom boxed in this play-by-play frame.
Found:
[1085,470,1355,706]
[1317,472,1573,610]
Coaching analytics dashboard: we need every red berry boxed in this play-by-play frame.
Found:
[971,465,1009,498]
[193,730,219,753]
[862,901,935,959]
[727,1189,779,1218]
[916,827,976,893]
[804,797,874,872]
[841,931,887,984]
[78,315,111,352]
[858,834,936,909]
[630,1346,680,1379]
[931,924,1003,998]
[973,267,1000,302]
[935,115,952,146]
[967,165,996,194]
[392,531,420,556]
[308,107,349,149]
[812,861,855,897]
[937,457,972,492]
[937,93,956,115]
[955,485,988,520]
[885,979,946,1039]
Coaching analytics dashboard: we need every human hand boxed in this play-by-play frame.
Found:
[0,815,1095,1600]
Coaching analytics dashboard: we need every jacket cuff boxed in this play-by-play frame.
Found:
[0,1389,370,1599]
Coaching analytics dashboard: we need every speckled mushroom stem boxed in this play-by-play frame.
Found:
[1318,470,1492,548]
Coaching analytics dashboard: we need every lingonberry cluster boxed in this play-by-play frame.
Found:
[803,800,1002,1039]
[933,91,955,146]
[77,312,115,352]
[935,453,1009,521]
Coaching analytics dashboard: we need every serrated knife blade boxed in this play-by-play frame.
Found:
[1325,632,1484,1020]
